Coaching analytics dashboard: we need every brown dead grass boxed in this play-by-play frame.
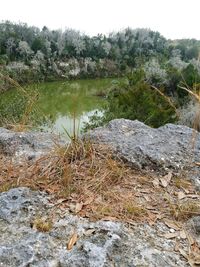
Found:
[0,140,200,224]
[32,217,53,232]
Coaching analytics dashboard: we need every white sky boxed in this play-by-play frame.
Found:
[0,0,199,40]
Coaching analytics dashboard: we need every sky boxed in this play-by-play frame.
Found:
[0,0,199,40]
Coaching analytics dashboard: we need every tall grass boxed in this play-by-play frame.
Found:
[177,83,200,133]
[0,72,44,131]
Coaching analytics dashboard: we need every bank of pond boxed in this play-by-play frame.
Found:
[0,78,116,136]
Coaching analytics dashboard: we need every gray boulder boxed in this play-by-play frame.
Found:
[0,188,188,267]
[86,119,200,186]
[0,127,65,159]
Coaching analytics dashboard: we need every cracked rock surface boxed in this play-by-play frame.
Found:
[1,120,200,266]
[0,127,65,160]
[86,119,200,189]
[0,188,189,267]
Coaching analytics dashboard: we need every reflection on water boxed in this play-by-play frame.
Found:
[30,78,113,136]
[1,79,113,134]
[41,109,104,136]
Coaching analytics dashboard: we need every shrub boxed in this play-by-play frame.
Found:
[85,70,177,130]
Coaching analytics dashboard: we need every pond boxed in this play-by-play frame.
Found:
[0,78,115,136]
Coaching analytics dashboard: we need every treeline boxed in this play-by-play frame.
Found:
[0,21,199,90]
[0,21,200,130]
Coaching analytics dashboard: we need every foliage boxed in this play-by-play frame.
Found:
[1,21,199,86]
[85,70,177,130]
[1,21,200,132]
[0,75,46,129]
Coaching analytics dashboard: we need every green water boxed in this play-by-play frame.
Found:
[1,78,115,136]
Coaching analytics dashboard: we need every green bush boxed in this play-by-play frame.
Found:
[85,70,177,130]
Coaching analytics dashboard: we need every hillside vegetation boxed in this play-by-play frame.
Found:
[0,21,200,129]
[0,21,199,86]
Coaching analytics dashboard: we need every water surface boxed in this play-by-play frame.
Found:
[1,78,114,136]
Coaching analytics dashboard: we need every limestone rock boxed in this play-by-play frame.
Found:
[86,119,200,188]
[0,127,64,159]
[0,188,188,267]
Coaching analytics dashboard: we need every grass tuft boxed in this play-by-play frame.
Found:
[174,177,192,190]
[169,200,200,220]
[32,217,53,232]
[123,202,147,217]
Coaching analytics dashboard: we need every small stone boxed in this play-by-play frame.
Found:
[192,216,200,234]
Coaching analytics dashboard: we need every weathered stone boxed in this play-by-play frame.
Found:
[192,216,200,234]
[185,216,200,246]
[86,119,200,188]
[0,188,188,267]
[0,187,49,224]
[0,121,199,266]
[0,127,65,159]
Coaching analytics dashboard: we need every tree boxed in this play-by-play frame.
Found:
[18,41,33,61]
[144,58,167,86]
[6,37,16,60]
[87,70,177,129]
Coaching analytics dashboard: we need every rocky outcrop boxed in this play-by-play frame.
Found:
[2,119,200,172]
[1,119,200,185]
[86,119,200,189]
[0,188,188,267]
[86,119,200,170]
[0,127,64,160]
[0,120,200,266]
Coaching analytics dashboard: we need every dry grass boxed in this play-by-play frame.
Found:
[32,217,53,232]
[174,177,192,190]
[170,200,200,220]
[1,76,200,266]
[0,140,199,224]
[151,85,178,116]
[178,84,200,132]
[0,72,42,132]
